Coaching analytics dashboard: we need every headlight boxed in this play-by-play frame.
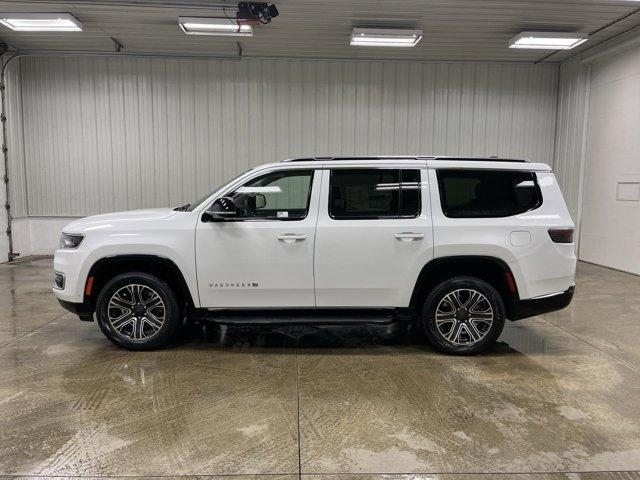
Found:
[59,233,84,249]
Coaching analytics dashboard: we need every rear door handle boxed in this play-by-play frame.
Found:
[394,232,424,241]
[277,233,307,243]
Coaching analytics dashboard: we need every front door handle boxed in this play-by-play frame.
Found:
[277,233,307,243]
[394,232,424,242]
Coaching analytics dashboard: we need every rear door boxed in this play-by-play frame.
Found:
[314,167,433,307]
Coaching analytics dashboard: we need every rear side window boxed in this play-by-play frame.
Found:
[329,169,421,220]
[437,169,541,218]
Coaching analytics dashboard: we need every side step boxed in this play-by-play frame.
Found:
[194,308,416,326]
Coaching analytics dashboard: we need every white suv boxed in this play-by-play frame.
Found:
[53,156,576,354]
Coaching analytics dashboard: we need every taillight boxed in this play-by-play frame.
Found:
[548,228,574,243]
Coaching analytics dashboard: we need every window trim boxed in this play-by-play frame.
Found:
[436,168,543,219]
[328,168,422,221]
[212,169,315,222]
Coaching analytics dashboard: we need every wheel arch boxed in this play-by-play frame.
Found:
[84,254,195,311]
[410,256,519,318]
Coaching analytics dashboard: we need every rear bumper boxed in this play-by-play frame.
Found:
[58,299,94,322]
[510,286,574,321]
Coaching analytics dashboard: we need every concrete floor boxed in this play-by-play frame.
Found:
[0,259,640,479]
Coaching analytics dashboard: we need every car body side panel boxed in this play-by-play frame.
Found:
[53,160,576,314]
[428,169,576,300]
[53,210,200,306]
[194,172,321,308]
[314,168,434,307]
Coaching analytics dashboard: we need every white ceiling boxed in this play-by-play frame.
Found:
[0,0,639,62]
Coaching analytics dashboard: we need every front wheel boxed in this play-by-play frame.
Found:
[95,272,180,350]
[420,276,505,355]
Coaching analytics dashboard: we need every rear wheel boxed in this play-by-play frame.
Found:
[96,272,180,350]
[420,276,505,355]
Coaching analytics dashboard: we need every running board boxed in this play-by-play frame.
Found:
[193,308,416,326]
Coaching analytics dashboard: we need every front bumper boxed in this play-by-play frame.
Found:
[58,299,94,322]
[53,249,87,303]
[510,286,575,321]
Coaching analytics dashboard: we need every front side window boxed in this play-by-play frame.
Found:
[226,169,314,220]
[437,169,542,218]
[329,169,422,220]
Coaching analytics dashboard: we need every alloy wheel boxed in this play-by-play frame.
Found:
[434,288,494,346]
[107,284,166,341]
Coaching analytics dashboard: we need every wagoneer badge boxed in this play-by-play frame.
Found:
[209,282,259,288]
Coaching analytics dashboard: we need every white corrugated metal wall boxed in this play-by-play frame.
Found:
[553,58,591,237]
[7,56,559,218]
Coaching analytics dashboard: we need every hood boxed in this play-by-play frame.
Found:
[63,208,179,233]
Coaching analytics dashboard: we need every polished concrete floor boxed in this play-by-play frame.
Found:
[1,258,640,480]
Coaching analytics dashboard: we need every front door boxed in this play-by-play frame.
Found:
[314,167,433,307]
[196,168,320,308]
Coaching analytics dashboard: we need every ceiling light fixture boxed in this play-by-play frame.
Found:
[178,16,253,37]
[350,28,422,48]
[509,31,587,50]
[0,13,82,32]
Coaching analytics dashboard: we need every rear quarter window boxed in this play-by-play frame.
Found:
[437,169,542,218]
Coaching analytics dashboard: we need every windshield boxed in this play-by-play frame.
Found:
[184,170,251,212]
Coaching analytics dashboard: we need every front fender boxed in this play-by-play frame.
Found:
[54,242,198,306]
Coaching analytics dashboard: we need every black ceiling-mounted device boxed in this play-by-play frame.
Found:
[236,2,279,25]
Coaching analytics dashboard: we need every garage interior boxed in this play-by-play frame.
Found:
[1,0,640,478]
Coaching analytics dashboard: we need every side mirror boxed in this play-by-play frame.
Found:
[202,197,238,222]
[254,193,266,209]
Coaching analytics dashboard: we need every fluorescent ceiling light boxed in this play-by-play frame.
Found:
[351,28,422,48]
[0,13,82,32]
[178,16,253,37]
[509,31,587,50]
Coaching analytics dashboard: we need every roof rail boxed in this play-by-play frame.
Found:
[281,155,527,163]
[281,156,420,162]
[432,156,527,163]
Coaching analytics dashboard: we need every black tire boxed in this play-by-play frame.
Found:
[95,272,180,350]
[420,276,505,355]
